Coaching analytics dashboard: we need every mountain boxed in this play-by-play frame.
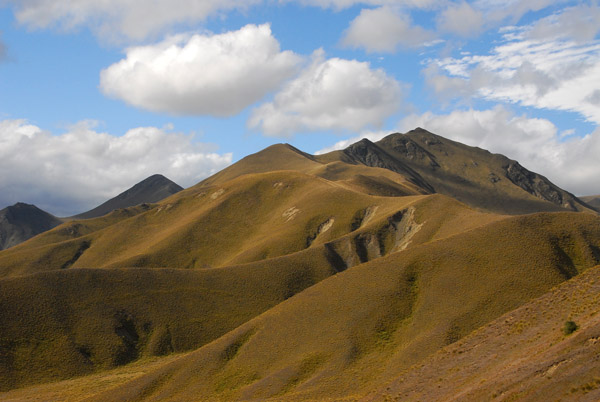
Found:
[71,174,183,220]
[581,195,600,211]
[0,203,62,250]
[333,128,591,214]
[0,129,599,400]
[0,174,183,251]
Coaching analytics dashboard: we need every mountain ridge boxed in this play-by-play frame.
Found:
[71,174,183,220]
[0,203,62,250]
[0,128,599,400]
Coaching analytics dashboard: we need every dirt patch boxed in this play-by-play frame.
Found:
[306,218,335,247]
[211,189,225,200]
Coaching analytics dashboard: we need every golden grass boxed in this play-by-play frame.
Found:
[1,133,599,400]
[14,209,597,401]
[368,264,600,401]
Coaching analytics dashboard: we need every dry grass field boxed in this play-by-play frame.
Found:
[1,129,599,401]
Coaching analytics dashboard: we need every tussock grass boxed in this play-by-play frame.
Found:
[1,134,599,401]
[30,210,598,401]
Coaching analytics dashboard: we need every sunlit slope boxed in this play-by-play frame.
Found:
[0,249,336,392]
[60,211,600,401]
[0,194,503,392]
[0,169,451,279]
[368,264,600,401]
[200,142,429,198]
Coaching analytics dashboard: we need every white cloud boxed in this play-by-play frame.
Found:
[4,0,261,42]
[528,4,600,42]
[437,2,484,37]
[2,0,438,43]
[314,129,389,154]
[342,7,436,52]
[475,0,570,26]
[248,50,403,136]
[426,30,600,124]
[397,107,600,196]
[100,24,302,117]
[289,0,437,10]
[0,119,232,216]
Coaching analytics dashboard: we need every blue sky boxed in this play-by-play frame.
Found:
[0,0,599,215]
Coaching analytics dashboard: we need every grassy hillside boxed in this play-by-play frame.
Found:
[7,210,597,401]
[0,250,336,391]
[0,131,598,400]
[0,169,482,279]
[368,263,600,401]
[0,192,503,391]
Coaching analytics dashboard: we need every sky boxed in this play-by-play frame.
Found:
[0,0,599,216]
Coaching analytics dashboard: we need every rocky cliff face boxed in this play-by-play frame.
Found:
[503,161,575,210]
[342,138,435,193]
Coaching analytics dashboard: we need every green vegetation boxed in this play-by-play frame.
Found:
[563,320,578,335]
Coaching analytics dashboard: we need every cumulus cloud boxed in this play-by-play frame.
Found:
[342,7,436,52]
[100,24,302,117]
[397,107,600,196]
[4,0,260,42]
[425,28,600,124]
[248,50,403,136]
[0,119,231,216]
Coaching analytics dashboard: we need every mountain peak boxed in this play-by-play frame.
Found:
[0,203,62,250]
[72,174,183,220]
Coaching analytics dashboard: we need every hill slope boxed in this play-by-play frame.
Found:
[72,174,183,220]
[581,195,600,211]
[0,130,598,400]
[321,129,591,214]
[368,263,600,401]
[0,203,62,250]
[4,210,598,400]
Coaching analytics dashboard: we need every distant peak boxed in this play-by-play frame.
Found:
[12,202,37,209]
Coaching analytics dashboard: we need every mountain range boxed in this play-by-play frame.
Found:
[0,128,599,401]
[0,174,182,250]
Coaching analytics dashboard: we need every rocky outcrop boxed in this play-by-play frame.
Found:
[343,139,435,193]
[503,161,576,210]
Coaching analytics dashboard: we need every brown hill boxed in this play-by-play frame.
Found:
[581,195,600,211]
[2,209,599,400]
[0,175,182,251]
[0,130,599,400]
[329,129,591,214]
[0,203,62,250]
[367,263,600,401]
